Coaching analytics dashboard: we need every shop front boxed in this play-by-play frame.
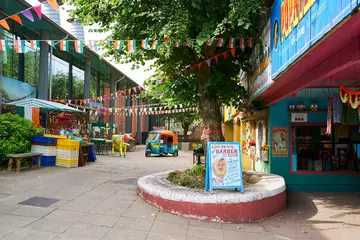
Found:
[270,89,360,191]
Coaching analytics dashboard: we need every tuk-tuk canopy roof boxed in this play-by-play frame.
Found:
[150,130,178,144]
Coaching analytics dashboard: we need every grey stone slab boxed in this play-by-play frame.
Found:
[188,219,222,229]
[107,193,138,202]
[122,200,159,219]
[0,214,37,228]
[53,234,100,240]
[222,223,266,233]
[25,218,73,234]
[18,197,59,208]
[0,193,9,199]
[59,197,103,213]
[114,216,154,231]
[151,221,188,236]
[1,228,57,240]
[157,212,189,225]
[64,223,110,239]
[10,205,54,218]
[223,230,261,240]
[146,232,187,240]
[0,226,17,239]
[0,202,22,214]
[90,200,132,216]
[103,228,148,240]
[44,209,86,223]
[187,226,223,240]
[80,213,119,227]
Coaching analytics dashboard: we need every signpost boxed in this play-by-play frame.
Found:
[205,142,243,194]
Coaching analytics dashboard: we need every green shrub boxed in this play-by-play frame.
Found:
[0,113,43,165]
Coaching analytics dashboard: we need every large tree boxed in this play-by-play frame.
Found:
[66,0,265,144]
[161,112,200,137]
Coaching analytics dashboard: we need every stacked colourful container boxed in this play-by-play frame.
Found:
[31,136,57,166]
[56,139,80,168]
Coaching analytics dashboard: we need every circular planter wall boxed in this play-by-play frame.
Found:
[137,171,286,223]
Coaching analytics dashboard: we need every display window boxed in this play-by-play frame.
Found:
[291,124,360,174]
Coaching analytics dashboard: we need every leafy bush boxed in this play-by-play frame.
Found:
[0,113,43,165]
[167,165,261,189]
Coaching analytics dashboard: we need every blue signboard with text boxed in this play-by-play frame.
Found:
[205,142,243,194]
[270,0,359,79]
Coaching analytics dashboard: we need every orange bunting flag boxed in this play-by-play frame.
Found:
[10,15,23,25]
[47,0,59,12]
[230,48,235,57]
[0,20,10,30]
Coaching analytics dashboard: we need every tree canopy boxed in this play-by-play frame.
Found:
[66,0,266,142]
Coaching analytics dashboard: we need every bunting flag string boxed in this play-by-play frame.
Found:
[0,0,55,30]
[0,37,254,54]
[340,84,360,109]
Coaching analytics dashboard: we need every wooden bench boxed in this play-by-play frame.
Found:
[7,153,43,174]
[193,152,205,165]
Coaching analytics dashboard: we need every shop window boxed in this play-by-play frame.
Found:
[292,125,360,173]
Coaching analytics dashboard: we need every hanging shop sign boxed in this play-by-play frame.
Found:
[205,142,243,194]
[248,20,273,101]
[291,113,308,123]
[272,127,288,156]
[270,0,359,79]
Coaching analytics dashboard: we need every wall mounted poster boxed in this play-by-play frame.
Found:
[205,142,243,194]
[272,127,288,156]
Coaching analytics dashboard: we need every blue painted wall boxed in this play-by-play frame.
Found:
[269,93,360,192]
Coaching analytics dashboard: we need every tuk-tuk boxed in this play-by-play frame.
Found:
[145,130,179,157]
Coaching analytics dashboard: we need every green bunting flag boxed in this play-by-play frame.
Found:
[74,40,84,53]
[141,40,149,49]
[59,40,69,51]
[206,38,216,47]
[151,40,159,49]
[30,40,40,49]
[0,40,9,51]
[114,40,123,51]
[127,40,136,52]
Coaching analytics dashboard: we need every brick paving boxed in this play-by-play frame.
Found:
[0,146,358,240]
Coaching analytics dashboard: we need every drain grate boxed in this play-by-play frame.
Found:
[18,197,59,208]
[107,178,138,185]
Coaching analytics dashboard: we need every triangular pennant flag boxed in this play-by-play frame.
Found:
[10,15,23,25]
[183,69,188,75]
[228,38,235,48]
[222,52,227,60]
[0,20,10,30]
[206,38,216,47]
[247,38,253,48]
[114,40,124,51]
[68,100,71,104]
[133,87,137,93]
[127,40,136,52]
[128,89,132,95]
[141,40,149,49]
[230,48,235,57]
[239,38,245,51]
[217,38,224,47]
[197,62,203,69]
[30,40,40,49]
[0,40,9,51]
[138,85,142,91]
[46,40,55,47]
[34,4,42,19]
[206,59,211,67]
[174,40,181,47]
[190,66,195,72]
[74,40,84,53]
[21,9,34,22]
[214,56,219,63]
[59,40,69,51]
[151,40,159,50]
[47,0,59,12]
[14,40,25,53]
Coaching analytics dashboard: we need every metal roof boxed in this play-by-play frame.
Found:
[0,0,138,88]
[9,98,83,112]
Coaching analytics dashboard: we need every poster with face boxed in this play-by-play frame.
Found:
[272,127,288,155]
[208,143,242,188]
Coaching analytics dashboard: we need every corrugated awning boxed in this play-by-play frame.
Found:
[8,98,83,113]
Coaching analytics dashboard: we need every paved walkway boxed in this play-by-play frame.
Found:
[0,146,358,240]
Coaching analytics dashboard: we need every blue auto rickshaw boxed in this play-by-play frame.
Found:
[145,130,179,157]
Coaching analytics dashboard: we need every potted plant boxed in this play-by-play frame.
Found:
[260,144,270,161]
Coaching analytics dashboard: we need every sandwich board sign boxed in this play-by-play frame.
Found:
[205,142,243,194]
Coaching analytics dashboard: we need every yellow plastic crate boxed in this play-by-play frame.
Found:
[44,134,67,139]
[56,151,79,161]
[57,140,80,150]
[56,159,78,168]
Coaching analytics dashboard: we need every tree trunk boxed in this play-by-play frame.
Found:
[182,125,189,142]
[195,62,224,156]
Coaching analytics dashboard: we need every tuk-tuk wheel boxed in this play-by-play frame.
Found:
[173,151,179,157]
[145,151,151,157]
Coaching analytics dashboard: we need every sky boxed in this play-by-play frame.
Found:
[26,0,155,86]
